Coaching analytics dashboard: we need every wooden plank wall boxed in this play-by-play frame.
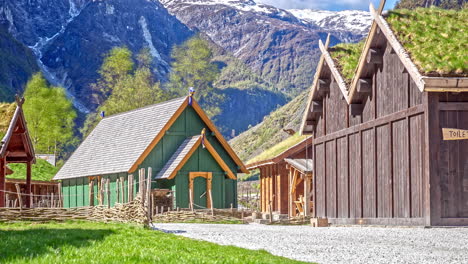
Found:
[313,41,426,224]
[433,93,468,224]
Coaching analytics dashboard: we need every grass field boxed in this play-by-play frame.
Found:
[0,221,306,264]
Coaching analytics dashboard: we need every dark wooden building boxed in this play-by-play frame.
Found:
[300,3,468,226]
[0,98,36,208]
[247,138,313,217]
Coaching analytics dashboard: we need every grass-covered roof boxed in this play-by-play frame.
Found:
[386,7,467,76]
[247,133,307,165]
[329,41,364,85]
[0,103,15,139]
[7,159,58,181]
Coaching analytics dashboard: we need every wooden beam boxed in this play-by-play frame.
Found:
[317,79,330,93]
[319,41,350,103]
[306,120,317,126]
[350,104,364,116]
[357,79,372,94]
[311,101,323,113]
[366,48,383,65]
[204,138,237,180]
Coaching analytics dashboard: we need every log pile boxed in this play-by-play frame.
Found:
[0,194,148,225]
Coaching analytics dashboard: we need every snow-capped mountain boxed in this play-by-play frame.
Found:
[159,0,371,94]
[289,9,372,38]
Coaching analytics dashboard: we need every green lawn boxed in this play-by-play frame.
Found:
[0,221,306,264]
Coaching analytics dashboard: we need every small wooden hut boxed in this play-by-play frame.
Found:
[246,137,313,218]
[300,2,468,226]
[0,97,36,208]
[54,96,247,210]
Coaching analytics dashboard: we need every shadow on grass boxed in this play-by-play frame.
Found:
[0,227,114,261]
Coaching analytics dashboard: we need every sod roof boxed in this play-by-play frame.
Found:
[247,133,307,165]
[0,103,15,139]
[386,8,467,77]
[329,41,364,85]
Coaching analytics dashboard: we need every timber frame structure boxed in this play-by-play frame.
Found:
[55,96,246,210]
[301,1,468,226]
[0,97,36,208]
[247,138,314,218]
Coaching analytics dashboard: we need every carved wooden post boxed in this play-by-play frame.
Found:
[89,178,94,206]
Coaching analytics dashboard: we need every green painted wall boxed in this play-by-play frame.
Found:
[62,105,238,208]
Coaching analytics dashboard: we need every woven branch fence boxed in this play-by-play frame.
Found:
[0,194,148,225]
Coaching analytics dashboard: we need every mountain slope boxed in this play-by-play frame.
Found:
[0,24,39,101]
[230,90,307,161]
[2,0,192,111]
[160,0,371,96]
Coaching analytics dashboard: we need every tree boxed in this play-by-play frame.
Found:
[23,73,76,155]
[91,47,134,102]
[82,47,170,135]
[168,35,222,116]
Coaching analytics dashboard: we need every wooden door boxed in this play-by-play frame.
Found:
[193,177,207,209]
[438,109,468,218]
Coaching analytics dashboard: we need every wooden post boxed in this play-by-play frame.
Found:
[106,178,110,208]
[115,178,120,204]
[26,161,32,208]
[120,177,125,203]
[128,174,133,202]
[146,167,152,221]
[89,179,94,206]
[304,174,311,217]
[58,182,62,208]
[15,183,22,209]
[51,193,54,208]
[269,201,273,223]
[189,188,194,211]
[99,177,103,205]
[0,158,5,208]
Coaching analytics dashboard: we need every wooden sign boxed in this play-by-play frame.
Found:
[442,128,468,140]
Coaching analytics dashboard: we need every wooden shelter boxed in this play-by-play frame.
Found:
[4,178,59,208]
[300,1,468,226]
[246,138,313,217]
[0,97,36,208]
[54,96,247,210]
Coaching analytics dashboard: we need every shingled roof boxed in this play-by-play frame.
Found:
[156,136,201,179]
[54,97,187,180]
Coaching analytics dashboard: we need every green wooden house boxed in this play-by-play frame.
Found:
[54,96,247,209]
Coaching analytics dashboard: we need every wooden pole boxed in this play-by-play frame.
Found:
[15,183,22,210]
[304,174,311,217]
[89,179,94,206]
[116,178,120,204]
[26,161,32,208]
[120,177,124,203]
[106,178,110,208]
[0,158,5,208]
[128,174,133,202]
[146,167,152,221]
[58,182,62,208]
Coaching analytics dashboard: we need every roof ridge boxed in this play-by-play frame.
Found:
[102,96,187,120]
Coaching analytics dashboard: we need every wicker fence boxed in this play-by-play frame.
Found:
[0,194,148,225]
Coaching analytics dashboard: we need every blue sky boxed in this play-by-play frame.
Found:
[257,0,399,11]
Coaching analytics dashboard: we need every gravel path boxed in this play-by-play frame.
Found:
[151,223,468,263]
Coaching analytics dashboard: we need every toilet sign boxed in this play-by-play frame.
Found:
[442,128,468,140]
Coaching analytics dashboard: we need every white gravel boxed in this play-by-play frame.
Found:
[151,223,468,264]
